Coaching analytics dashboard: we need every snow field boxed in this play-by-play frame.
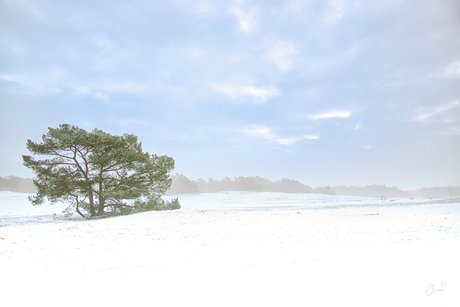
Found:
[0,192,459,306]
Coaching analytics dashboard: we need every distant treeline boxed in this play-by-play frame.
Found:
[409,186,460,198]
[332,184,411,198]
[3,174,460,198]
[165,174,460,198]
[0,176,37,193]
[166,174,322,195]
[333,185,460,198]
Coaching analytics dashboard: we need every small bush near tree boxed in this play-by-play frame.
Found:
[133,195,180,212]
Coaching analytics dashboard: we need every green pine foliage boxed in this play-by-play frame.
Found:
[23,124,176,218]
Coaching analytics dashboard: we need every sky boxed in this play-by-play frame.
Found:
[1,0,459,190]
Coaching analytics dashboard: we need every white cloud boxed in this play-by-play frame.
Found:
[243,125,276,139]
[75,82,149,99]
[228,7,257,34]
[212,83,279,102]
[414,101,460,122]
[309,111,351,120]
[97,82,149,94]
[440,60,460,79]
[198,0,216,13]
[93,36,117,52]
[0,69,67,92]
[191,48,203,58]
[120,119,149,126]
[438,126,460,136]
[266,41,299,71]
[288,0,304,11]
[1,73,146,99]
[0,74,42,90]
[75,86,109,100]
[325,0,347,23]
[93,92,108,100]
[275,137,298,145]
[242,126,317,145]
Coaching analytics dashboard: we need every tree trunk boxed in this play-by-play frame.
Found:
[73,195,87,218]
[97,178,104,215]
[97,197,105,215]
[76,201,86,218]
[88,189,96,216]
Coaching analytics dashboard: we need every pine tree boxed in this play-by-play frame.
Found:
[23,124,175,218]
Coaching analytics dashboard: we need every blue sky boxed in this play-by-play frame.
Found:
[1,0,459,189]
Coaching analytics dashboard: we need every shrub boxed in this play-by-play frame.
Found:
[134,195,181,212]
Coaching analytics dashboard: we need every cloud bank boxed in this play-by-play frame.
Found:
[309,111,351,120]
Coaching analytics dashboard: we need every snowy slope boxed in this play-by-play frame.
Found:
[1,192,459,307]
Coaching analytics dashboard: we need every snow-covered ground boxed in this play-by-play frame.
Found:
[1,191,459,307]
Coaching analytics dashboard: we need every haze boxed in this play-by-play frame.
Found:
[1,0,459,190]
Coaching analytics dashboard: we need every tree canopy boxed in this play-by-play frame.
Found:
[23,124,177,218]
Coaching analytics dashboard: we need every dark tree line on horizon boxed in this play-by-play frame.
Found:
[0,176,37,193]
[2,174,460,198]
[165,174,319,195]
[164,174,460,198]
